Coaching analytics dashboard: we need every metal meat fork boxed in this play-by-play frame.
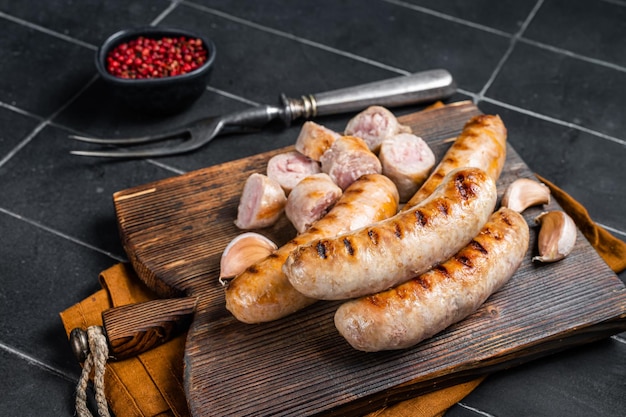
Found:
[69,69,456,158]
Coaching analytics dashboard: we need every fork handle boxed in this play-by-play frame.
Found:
[280,69,455,122]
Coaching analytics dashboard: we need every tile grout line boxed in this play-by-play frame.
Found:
[0,207,126,263]
[0,340,78,384]
[381,0,512,38]
[480,96,626,147]
[475,0,545,101]
[0,10,96,50]
[0,74,99,169]
[518,37,626,74]
[183,1,411,76]
[151,0,183,26]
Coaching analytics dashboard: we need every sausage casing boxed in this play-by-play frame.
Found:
[283,167,497,300]
[334,207,529,351]
[404,114,507,208]
[225,174,399,323]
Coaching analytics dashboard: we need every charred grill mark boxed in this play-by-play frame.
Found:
[393,222,402,238]
[316,241,329,259]
[343,238,355,256]
[500,211,514,227]
[432,172,444,180]
[469,240,488,255]
[443,155,457,165]
[366,295,384,308]
[454,172,477,200]
[457,255,474,268]
[367,229,379,245]
[434,264,452,279]
[451,141,470,151]
[267,253,280,260]
[246,265,259,274]
[436,200,450,216]
[345,187,365,197]
[414,210,428,227]
[395,286,410,300]
[414,275,432,290]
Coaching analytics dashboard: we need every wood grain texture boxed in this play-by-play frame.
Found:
[102,297,197,360]
[113,101,626,416]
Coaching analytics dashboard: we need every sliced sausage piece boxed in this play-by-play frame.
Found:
[334,207,529,352]
[283,167,498,300]
[234,173,287,230]
[320,135,382,190]
[294,121,341,161]
[344,105,411,152]
[266,151,321,194]
[225,174,399,324]
[378,133,436,202]
[404,114,507,209]
[285,173,343,233]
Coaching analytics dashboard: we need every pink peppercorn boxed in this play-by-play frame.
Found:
[106,35,208,79]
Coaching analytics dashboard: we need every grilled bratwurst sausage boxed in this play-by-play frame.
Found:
[404,114,507,208]
[225,174,399,323]
[283,167,497,300]
[334,207,529,351]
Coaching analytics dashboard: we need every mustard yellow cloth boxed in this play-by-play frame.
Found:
[60,178,626,417]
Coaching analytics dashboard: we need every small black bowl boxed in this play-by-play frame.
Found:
[96,27,216,115]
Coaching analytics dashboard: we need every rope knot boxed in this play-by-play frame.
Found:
[75,326,111,417]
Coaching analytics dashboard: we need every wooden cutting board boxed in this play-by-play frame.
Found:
[113,101,626,417]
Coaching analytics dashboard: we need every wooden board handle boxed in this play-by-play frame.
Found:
[70,297,197,362]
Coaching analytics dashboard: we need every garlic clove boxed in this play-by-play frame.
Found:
[219,232,277,284]
[532,210,577,263]
[501,178,551,213]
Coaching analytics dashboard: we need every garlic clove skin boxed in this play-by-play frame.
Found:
[532,210,577,263]
[501,178,551,213]
[219,232,277,284]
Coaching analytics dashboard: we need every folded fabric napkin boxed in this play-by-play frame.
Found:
[60,178,626,417]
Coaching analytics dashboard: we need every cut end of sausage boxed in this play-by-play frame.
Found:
[344,105,410,152]
[235,173,287,230]
[266,151,321,193]
[379,133,436,202]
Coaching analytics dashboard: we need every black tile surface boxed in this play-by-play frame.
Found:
[0,19,95,118]
[524,0,626,67]
[397,0,538,33]
[487,41,626,140]
[0,0,625,416]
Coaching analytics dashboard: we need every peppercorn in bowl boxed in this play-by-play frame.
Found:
[96,27,216,115]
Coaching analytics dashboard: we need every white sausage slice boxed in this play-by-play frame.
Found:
[378,133,436,202]
[235,173,287,230]
[320,135,382,190]
[266,151,321,194]
[285,173,342,233]
[344,105,411,152]
[294,121,341,161]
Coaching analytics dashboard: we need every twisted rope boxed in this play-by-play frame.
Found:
[75,326,111,417]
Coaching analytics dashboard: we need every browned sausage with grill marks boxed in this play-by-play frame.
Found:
[404,114,507,209]
[334,207,529,352]
[283,167,497,300]
[225,173,399,323]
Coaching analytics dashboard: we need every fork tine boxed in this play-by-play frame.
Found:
[68,110,264,158]
[68,128,189,145]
